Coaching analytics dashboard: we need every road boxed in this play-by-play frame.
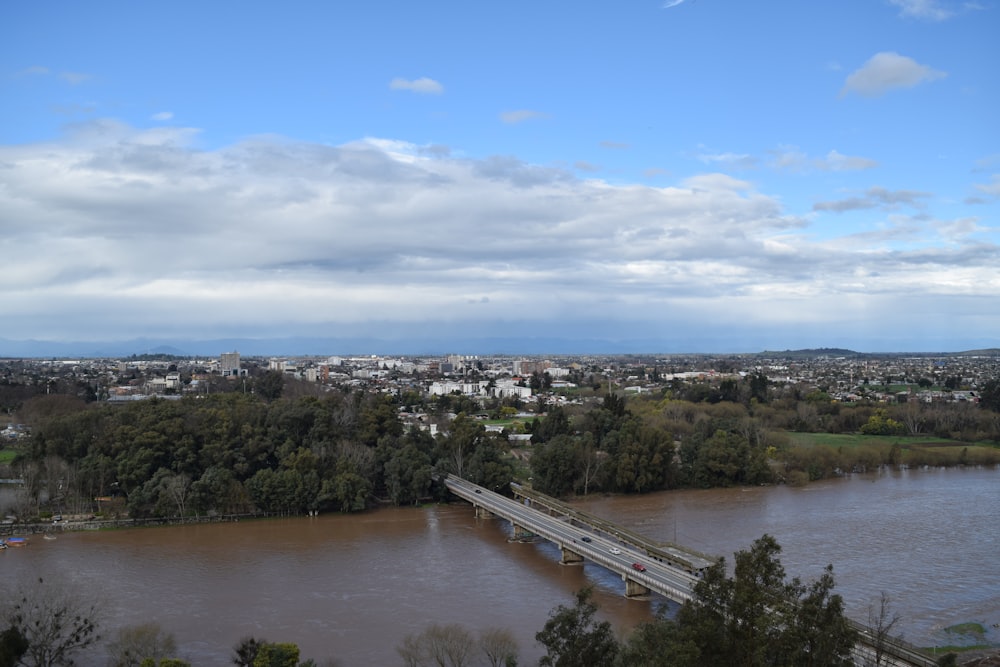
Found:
[445,475,697,603]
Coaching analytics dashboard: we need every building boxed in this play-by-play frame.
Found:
[220,351,245,377]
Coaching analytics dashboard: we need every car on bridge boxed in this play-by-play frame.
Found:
[610,547,621,555]
[632,562,647,572]
[581,536,592,543]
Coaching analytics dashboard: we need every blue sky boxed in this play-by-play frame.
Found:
[2,0,998,354]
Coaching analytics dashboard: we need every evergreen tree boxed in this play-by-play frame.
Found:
[535,587,619,667]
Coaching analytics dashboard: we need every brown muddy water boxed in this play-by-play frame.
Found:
[3,466,997,665]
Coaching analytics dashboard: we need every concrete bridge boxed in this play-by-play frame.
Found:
[446,475,697,602]
[445,475,937,667]
[508,481,715,576]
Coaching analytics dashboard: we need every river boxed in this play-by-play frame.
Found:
[3,466,997,665]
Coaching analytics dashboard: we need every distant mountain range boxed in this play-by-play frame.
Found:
[1,337,996,359]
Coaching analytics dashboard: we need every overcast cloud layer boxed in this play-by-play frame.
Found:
[2,122,997,353]
[2,1,998,353]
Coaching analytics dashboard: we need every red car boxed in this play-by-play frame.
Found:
[632,562,647,572]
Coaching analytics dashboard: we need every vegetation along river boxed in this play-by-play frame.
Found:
[3,466,997,665]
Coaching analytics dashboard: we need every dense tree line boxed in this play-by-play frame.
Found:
[12,390,513,519]
[525,379,1000,496]
[5,368,999,519]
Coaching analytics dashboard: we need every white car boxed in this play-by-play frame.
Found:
[610,547,621,555]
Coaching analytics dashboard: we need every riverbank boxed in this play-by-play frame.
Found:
[0,511,271,536]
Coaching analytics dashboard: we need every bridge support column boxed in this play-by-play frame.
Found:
[475,505,493,519]
[624,576,650,598]
[560,547,584,565]
[511,523,534,541]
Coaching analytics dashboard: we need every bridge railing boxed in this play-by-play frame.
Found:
[447,476,694,603]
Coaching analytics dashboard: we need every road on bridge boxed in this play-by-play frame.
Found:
[445,475,697,603]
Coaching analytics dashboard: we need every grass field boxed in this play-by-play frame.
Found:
[784,432,988,449]
[782,432,1000,467]
[0,448,18,464]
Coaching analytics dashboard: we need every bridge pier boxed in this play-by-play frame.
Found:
[560,546,584,565]
[511,523,535,540]
[624,576,650,598]
[475,505,493,519]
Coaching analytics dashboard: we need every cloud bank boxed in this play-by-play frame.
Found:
[1,121,996,350]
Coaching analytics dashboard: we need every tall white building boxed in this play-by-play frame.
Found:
[220,351,242,376]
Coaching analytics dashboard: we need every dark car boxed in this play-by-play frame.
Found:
[581,536,592,543]
[474,489,482,494]
[632,562,647,572]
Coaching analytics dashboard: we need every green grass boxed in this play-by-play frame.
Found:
[0,449,18,464]
[780,432,1000,468]
[482,418,532,426]
[944,622,987,638]
[784,432,994,449]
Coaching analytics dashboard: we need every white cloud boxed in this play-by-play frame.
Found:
[695,150,757,170]
[767,146,810,172]
[59,71,91,85]
[17,65,50,76]
[821,150,879,171]
[814,186,931,212]
[151,111,174,121]
[0,121,995,347]
[840,52,946,98]
[888,0,953,20]
[933,216,984,241]
[766,146,877,172]
[974,174,1000,197]
[499,110,548,124]
[663,0,685,7]
[388,77,444,94]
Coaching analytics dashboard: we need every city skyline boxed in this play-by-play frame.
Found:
[2,1,998,354]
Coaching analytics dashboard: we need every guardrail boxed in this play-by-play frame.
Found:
[509,482,716,574]
[446,475,694,603]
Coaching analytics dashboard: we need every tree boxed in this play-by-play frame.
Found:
[529,434,581,497]
[252,642,299,667]
[107,623,178,667]
[979,378,1000,413]
[254,371,285,402]
[232,636,264,667]
[479,627,518,667]
[396,623,476,667]
[0,626,29,667]
[617,609,697,667]
[628,535,857,667]
[782,565,858,667]
[535,587,619,667]
[865,592,901,667]
[860,409,905,436]
[3,577,101,667]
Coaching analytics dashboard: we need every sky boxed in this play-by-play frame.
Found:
[2,0,999,354]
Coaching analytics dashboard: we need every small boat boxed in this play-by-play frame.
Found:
[5,537,27,547]
[43,534,57,541]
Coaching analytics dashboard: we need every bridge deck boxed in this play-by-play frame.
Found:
[510,482,715,574]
